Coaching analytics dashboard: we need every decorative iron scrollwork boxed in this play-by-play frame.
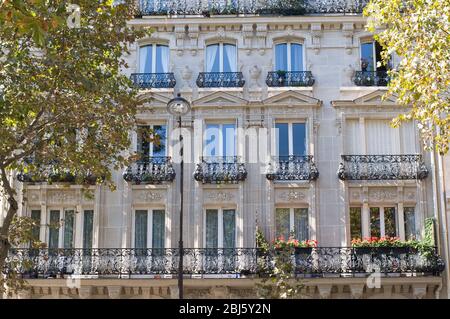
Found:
[130,73,176,89]
[196,72,245,88]
[266,71,315,87]
[123,156,175,184]
[353,71,389,86]
[266,156,319,181]
[194,156,247,184]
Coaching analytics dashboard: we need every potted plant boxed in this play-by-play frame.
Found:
[351,237,411,255]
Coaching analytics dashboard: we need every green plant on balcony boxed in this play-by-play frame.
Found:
[257,0,306,15]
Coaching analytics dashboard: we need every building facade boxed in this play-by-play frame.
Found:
[2,0,449,299]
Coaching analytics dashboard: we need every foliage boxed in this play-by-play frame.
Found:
[273,236,317,249]
[423,217,436,246]
[351,236,436,257]
[0,0,150,295]
[365,0,450,154]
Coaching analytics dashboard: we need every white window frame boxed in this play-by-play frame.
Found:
[137,123,168,157]
[275,207,309,238]
[47,207,76,249]
[203,121,237,157]
[369,205,398,237]
[274,42,305,72]
[203,207,237,248]
[138,44,169,73]
[205,43,237,73]
[131,208,166,249]
[360,39,377,71]
[274,121,308,156]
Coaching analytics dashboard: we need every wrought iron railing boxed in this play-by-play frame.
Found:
[17,160,98,184]
[135,0,369,16]
[338,155,429,181]
[266,71,315,87]
[194,156,247,184]
[123,156,176,184]
[130,73,176,89]
[353,71,390,86]
[196,72,245,88]
[266,155,319,181]
[6,247,444,277]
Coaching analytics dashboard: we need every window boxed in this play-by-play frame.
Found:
[139,44,169,73]
[360,40,389,72]
[204,123,236,157]
[275,122,306,157]
[30,210,41,243]
[275,208,309,240]
[206,43,237,72]
[137,124,167,158]
[48,210,60,249]
[83,210,94,249]
[404,207,417,240]
[63,210,75,248]
[48,209,75,249]
[134,209,165,249]
[275,43,304,72]
[370,206,397,238]
[205,209,236,249]
[349,207,362,239]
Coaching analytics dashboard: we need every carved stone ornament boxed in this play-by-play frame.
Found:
[369,188,397,202]
[206,191,235,202]
[136,191,163,202]
[279,190,306,202]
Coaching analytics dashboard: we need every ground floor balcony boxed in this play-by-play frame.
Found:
[194,156,247,184]
[338,155,429,181]
[266,155,319,181]
[123,156,175,184]
[6,247,444,279]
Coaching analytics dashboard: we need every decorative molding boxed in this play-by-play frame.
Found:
[47,191,77,204]
[342,23,354,55]
[205,191,235,202]
[317,284,332,299]
[350,284,364,299]
[369,188,397,202]
[278,190,306,202]
[310,23,322,55]
[134,191,164,203]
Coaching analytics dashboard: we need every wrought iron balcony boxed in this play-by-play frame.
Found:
[266,155,319,181]
[194,156,247,184]
[338,155,429,181]
[130,73,176,89]
[353,71,390,86]
[266,71,315,87]
[6,247,444,278]
[123,156,175,184]
[135,0,369,16]
[196,72,245,88]
[17,160,98,185]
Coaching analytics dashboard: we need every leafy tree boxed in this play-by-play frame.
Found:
[0,0,149,295]
[364,0,450,154]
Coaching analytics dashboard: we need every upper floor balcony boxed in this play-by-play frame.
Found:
[7,246,444,278]
[266,71,315,87]
[266,155,319,181]
[353,71,390,87]
[196,72,245,88]
[194,156,247,184]
[123,156,176,184]
[130,73,176,89]
[135,0,369,17]
[338,155,429,181]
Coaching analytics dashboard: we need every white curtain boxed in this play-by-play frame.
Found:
[205,124,220,156]
[223,44,237,72]
[223,124,236,157]
[345,119,362,154]
[139,45,152,73]
[157,45,169,73]
[400,121,418,153]
[366,119,400,154]
[206,44,219,72]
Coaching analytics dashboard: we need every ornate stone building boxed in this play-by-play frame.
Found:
[2,0,449,299]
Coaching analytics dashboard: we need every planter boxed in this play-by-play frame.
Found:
[353,246,412,255]
[294,247,313,255]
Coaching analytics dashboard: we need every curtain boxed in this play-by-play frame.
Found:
[294,208,309,241]
[206,44,219,72]
[31,210,41,242]
[275,208,290,239]
[49,210,60,249]
[349,207,362,239]
[400,121,417,153]
[290,43,303,71]
[152,210,165,249]
[135,210,148,249]
[152,125,166,157]
[139,45,153,73]
[384,207,397,237]
[275,123,289,157]
[205,124,220,156]
[275,44,287,71]
[222,210,236,249]
[63,210,75,249]
[366,119,400,154]
[205,210,218,249]
[83,210,94,249]
[156,45,169,73]
[223,44,237,72]
[404,207,416,240]
[344,119,362,154]
[222,124,236,157]
[292,123,306,156]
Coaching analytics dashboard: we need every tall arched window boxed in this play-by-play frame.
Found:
[205,43,237,73]
[139,44,169,73]
[275,42,304,71]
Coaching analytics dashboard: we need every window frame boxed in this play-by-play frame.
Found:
[273,121,308,157]
[203,207,237,248]
[203,121,237,157]
[205,42,237,73]
[46,207,76,249]
[138,43,170,74]
[274,42,305,72]
[131,208,166,249]
[275,207,309,240]
[136,123,168,157]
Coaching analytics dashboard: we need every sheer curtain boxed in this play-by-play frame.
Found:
[206,44,219,72]
[139,45,153,73]
[344,119,362,154]
[49,210,60,249]
[63,210,75,249]
[290,43,303,71]
[275,44,287,71]
[275,208,290,239]
[222,210,236,249]
[223,124,236,157]
[156,45,169,73]
[294,208,309,241]
[205,124,220,156]
[366,119,400,154]
[135,210,148,249]
[206,210,218,248]
[83,210,94,249]
[223,44,237,72]
[404,207,416,240]
[152,210,165,249]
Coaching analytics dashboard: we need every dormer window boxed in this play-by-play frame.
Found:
[275,42,304,72]
[139,44,169,73]
[206,43,237,73]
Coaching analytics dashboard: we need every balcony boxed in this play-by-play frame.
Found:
[123,156,176,184]
[338,155,429,181]
[266,71,315,87]
[194,156,247,184]
[7,247,444,278]
[130,73,176,89]
[135,0,369,16]
[353,71,389,86]
[266,155,319,181]
[17,160,98,185]
[196,72,245,88]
